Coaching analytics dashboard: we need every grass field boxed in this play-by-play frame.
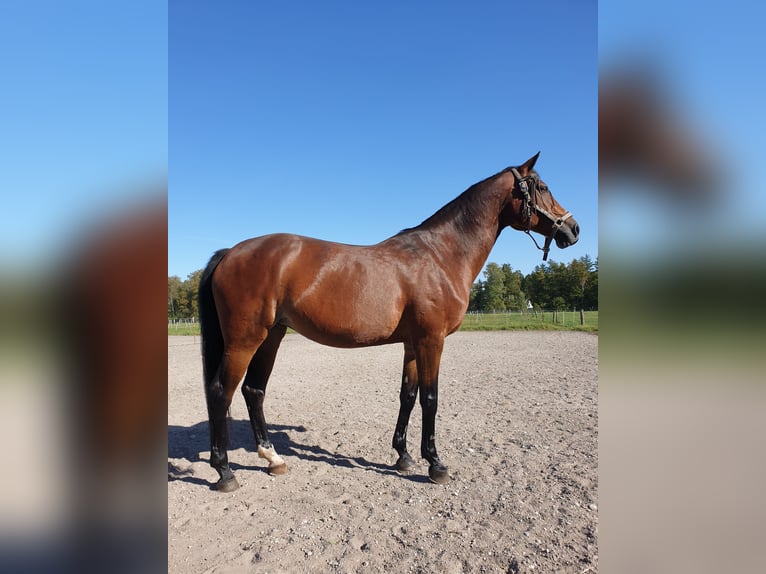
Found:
[167,322,201,336]
[459,310,598,332]
[168,311,598,336]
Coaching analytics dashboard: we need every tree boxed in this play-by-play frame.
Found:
[568,257,591,310]
[584,267,598,310]
[501,263,524,311]
[468,280,487,312]
[483,263,507,311]
[168,269,204,319]
[184,270,203,319]
[523,264,551,308]
[168,275,184,319]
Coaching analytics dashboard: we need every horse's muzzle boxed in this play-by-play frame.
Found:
[554,219,580,248]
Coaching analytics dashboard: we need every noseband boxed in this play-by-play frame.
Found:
[510,168,572,261]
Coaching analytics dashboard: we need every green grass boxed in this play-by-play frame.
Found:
[168,322,201,336]
[169,311,598,336]
[459,310,598,333]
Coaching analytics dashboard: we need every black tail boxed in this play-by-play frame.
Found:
[199,249,230,398]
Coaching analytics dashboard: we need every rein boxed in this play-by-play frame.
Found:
[510,168,572,261]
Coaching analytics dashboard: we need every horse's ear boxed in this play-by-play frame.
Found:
[518,151,541,175]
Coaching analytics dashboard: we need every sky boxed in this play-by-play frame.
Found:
[168,1,598,279]
[2,1,762,281]
[598,0,766,262]
[0,1,167,269]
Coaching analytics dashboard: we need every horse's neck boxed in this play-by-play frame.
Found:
[402,184,506,286]
[426,212,502,281]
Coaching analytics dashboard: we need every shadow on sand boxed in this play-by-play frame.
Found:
[168,419,431,489]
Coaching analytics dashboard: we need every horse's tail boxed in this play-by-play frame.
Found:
[199,249,230,398]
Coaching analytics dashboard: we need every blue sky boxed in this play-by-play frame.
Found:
[3,1,762,284]
[599,1,766,260]
[0,1,167,268]
[169,1,597,279]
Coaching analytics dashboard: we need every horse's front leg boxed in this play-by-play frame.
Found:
[415,336,450,484]
[392,343,418,473]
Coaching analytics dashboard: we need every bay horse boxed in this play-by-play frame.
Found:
[199,152,579,491]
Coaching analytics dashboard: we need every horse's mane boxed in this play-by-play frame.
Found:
[395,167,518,237]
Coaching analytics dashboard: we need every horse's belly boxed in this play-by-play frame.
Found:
[282,288,405,348]
[282,309,403,348]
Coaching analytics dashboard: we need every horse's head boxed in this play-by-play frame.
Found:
[500,152,580,260]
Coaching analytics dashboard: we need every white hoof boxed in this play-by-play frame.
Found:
[257,445,286,470]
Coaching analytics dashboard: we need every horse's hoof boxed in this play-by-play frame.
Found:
[268,463,289,476]
[395,453,416,474]
[216,476,240,492]
[428,464,450,485]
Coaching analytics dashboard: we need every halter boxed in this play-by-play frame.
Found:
[510,168,573,261]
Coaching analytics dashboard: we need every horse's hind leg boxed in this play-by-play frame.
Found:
[392,342,419,473]
[242,324,288,475]
[207,341,262,492]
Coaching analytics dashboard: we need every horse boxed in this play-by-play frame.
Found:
[198,152,579,491]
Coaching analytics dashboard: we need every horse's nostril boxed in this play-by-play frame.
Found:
[573,223,580,236]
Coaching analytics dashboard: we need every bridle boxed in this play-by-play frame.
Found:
[510,168,573,261]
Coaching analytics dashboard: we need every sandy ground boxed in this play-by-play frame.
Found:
[168,331,598,573]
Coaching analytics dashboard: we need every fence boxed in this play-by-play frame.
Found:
[168,317,199,336]
[461,309,598,330]
[169,310,598,335]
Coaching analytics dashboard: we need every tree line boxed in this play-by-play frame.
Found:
[168,254,597,320]
[468,255,597,312]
